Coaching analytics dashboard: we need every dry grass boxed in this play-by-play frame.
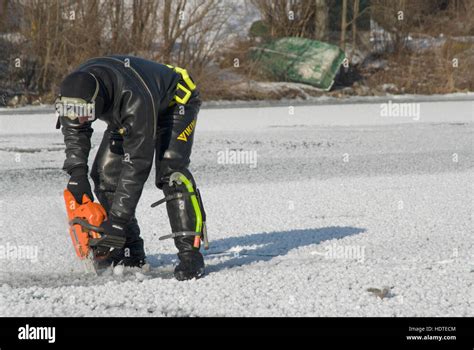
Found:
[363,0,474,94]
[363,40,474,95]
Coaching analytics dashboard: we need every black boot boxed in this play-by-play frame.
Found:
[174,236,205,281]
[95,218,146,268]
[157,171,207,280]
[106,237,146,267]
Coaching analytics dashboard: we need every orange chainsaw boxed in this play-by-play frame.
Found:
[63,189,114,273]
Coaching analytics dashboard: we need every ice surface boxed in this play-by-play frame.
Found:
[0,99,472,316]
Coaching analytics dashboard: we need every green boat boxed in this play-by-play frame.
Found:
[251,37,346,91]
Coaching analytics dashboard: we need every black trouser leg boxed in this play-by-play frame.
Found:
[155,96,205,258]
[90,129,142,243]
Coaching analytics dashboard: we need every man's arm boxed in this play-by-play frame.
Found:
[108,92,155,224]
[60,116,93,174]
[60,116,95,203]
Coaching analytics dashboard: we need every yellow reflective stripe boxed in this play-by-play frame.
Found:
[174,83,192,105]
[173,66,196,91]
[166,64,196,91]
[178,174,202,233]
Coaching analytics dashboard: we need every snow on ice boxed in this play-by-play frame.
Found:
[0,98,472,316]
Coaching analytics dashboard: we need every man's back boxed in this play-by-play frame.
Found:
[78,55,182,115]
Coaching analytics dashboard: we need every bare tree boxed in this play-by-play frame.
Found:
[160,0,219,64]
[251,0,320,39]
[0,0,10,32]
[340,0,347,50]
[131,0,160,57]
[352,0,360,49]
[314,0,328,41]
[106,0,131,54]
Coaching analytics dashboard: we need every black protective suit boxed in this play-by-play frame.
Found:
[59,55,205,278]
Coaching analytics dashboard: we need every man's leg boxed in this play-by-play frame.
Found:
[155,96,206,280]
[91,129,145,267]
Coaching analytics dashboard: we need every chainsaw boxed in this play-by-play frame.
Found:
[63,189,123,273]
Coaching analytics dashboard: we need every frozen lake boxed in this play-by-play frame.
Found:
[0,99,472,316]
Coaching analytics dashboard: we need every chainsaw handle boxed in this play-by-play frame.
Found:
[69,218,104,233]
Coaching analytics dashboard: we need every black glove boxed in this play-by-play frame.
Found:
[67,167,94,204]
[93,219,126,249]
